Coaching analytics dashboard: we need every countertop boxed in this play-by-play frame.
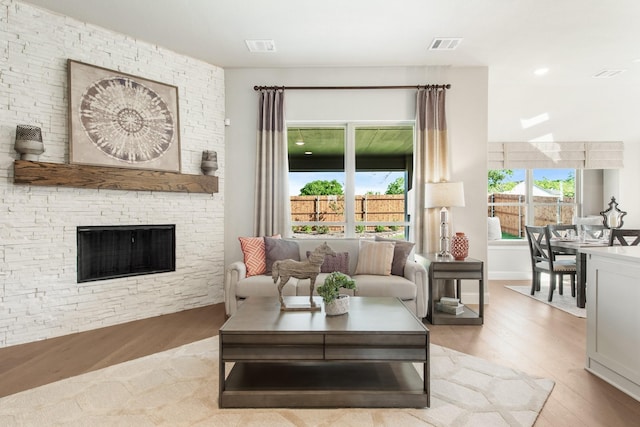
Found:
[581,245,640,262]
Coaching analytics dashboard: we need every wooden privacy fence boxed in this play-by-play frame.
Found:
[488,193,576,238]
[290,195,405,228]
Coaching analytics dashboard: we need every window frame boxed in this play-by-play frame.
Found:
[287,120,414,238]
[488,168,582,241]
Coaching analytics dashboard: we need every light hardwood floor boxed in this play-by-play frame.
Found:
[0,280,638,426]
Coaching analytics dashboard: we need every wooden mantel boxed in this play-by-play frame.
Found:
[13,160,218,194]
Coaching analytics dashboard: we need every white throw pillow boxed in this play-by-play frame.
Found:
[488,217,502,241]
[354,240,395,276]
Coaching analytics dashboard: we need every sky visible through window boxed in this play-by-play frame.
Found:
[289,171,404,196]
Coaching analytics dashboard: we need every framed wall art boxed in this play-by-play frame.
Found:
[68,59,181,172]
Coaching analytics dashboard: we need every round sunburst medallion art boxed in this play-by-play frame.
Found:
[79,77,175,164]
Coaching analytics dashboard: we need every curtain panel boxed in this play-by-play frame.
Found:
[254,89,291,237]
[415,88,450,254]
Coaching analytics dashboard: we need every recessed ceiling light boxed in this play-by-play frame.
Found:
[534,68,549,76]
[304,151,312,155]
[245,39,276,53]
[295,141,305,146]
[592,69,626,78]
[428,38,463,51]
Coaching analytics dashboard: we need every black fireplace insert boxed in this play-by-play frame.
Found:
[77,224,176,283]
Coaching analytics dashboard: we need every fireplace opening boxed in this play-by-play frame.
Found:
[77,224,176,283]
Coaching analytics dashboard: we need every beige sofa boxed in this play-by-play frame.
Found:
[224,238,428,318]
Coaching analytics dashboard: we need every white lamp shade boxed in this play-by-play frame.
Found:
[425,181,465,208]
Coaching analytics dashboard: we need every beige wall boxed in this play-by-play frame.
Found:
[224,66,489,294]
[489,71,639,227]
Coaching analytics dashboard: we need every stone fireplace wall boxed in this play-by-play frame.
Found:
[0,0,225,347]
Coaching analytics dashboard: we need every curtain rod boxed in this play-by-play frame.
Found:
[253,84,451,91]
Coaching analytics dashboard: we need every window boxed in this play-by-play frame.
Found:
[488,168,579,240]
[288,123,413,239]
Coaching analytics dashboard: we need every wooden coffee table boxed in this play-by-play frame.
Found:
[219,296,429,408]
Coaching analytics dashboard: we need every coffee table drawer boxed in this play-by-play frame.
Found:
[222,334,323,345]
[222,334,325,360]
[223,344,324,360]
[325,334,427,346]
[324,334,427,361]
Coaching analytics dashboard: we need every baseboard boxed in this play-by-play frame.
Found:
[488,271,531,281]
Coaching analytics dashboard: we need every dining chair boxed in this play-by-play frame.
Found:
[546,223,579,258]
[608,228,640,246]
[546,223,578,239]
[525,226,577,302]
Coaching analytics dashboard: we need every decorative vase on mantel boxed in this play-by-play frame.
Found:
[201,150,218,176]
[451,232,469,261]
[15,125,44,161]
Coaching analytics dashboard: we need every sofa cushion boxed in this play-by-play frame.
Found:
[306,250,350,274]
[354,240,395,276]
[238,236,267,277]
[236,275,297,297]
[288,238,362,276]
[265,237,300,274]
[375,236,415,276]
[352,274,417,300]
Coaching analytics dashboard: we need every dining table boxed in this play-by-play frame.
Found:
[549,238,609,308]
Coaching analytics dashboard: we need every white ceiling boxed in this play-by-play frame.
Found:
[20,0,640,73]
[19,0,640,142]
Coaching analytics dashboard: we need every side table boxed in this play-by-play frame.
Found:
[419,253,484,325]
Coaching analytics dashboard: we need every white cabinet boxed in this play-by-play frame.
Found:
[583,246,640,402]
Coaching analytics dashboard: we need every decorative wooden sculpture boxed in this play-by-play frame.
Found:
[272,242,336,311]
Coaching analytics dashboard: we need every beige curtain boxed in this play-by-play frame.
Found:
[254,89,291,236]
[415,88,449,254]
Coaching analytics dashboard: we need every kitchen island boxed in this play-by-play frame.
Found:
[582,246,640,402]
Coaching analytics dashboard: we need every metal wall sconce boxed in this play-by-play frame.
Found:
[600,196,626,229]
[15,125,44,160]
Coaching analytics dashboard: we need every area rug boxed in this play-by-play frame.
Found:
[506,284,586,318]
[0,337,554,427]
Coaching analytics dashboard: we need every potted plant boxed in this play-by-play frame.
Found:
[316,271,356,315]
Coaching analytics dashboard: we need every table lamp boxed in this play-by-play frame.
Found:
[425,181,465,257]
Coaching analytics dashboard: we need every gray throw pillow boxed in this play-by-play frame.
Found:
[264,237,300,274]
[306,250,350,275]
[375,236,415,276]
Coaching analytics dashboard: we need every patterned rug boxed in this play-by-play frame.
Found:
[0,337,554,427]
[506,284,586,318]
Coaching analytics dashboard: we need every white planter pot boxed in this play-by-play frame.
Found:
[324,294,350,316]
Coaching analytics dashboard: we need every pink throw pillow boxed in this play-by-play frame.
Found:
[238,235,280,277]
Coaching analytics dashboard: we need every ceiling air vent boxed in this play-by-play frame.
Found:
[592,69,626,78]
[245,39,277,53]
[429,37,463,51]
